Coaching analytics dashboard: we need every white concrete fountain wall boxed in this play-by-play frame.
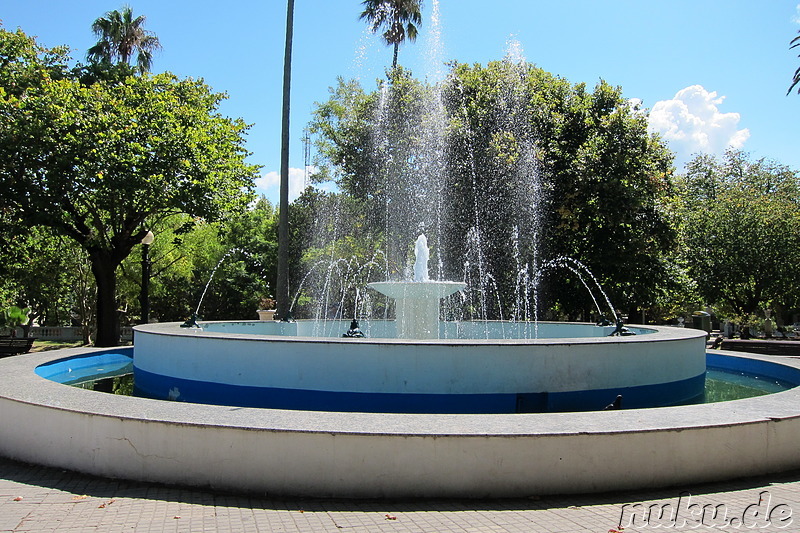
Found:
[1,346,800,498]
[131,321,707,412]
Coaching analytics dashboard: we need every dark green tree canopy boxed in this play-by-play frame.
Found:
[309,61,678,321]
[0,27,259,345]
[679,150,800,319]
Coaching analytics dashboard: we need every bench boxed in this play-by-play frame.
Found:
[719,338,800,357]
[0,337,35,357]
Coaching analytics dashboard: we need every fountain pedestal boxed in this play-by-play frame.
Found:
[367,281,466,339]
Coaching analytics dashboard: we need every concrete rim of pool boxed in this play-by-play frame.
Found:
[132,321,709,412]
[1,329,799,498]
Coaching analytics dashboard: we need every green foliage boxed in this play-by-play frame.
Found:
[678,150,800,320]
[281,188,387,319]
[310,69,434,274]
[0,223,87,328]
[193,198,278,320]
[310,61,680,321]
[114,199,278,323]
[0,305,31,334]
[0,27,259,345]
[0,26,70,97]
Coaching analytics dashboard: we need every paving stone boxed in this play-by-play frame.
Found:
[1,455,799,532]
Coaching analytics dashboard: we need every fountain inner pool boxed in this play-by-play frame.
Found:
[128,320,709,413]
[36,349,800,409]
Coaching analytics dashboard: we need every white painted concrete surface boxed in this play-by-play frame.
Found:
[133,321,706,394]
[1,348,799,497]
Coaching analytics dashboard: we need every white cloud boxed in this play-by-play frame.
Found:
[648,85,749,169]
[255,166,316,203]
[794,3,800,24]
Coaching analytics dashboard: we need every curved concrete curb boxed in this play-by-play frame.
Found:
[1,347,799,498]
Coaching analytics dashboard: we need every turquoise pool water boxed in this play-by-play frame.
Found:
[35,351,133,386]
[703,367,793,402]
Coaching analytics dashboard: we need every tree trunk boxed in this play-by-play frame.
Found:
[392,43,399,69]
[91,252,121,347]
[276,0,294,320]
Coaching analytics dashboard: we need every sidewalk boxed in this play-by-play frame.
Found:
[1,456,798,532]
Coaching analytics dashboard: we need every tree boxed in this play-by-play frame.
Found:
[0,224,79,332]
[311,69,433,275]
[193,198,278,321]
[679,150,800,320]
[87,5,161,73]
[309,61,680,322]
[0,28,259,346]
[117,203,278,324]
[443,63,680,321]
[360,0,422,69]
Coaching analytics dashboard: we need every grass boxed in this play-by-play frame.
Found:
[29,340,87,352]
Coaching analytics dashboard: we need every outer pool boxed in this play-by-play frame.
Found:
[5,345,800,497]
[35,349,800,410]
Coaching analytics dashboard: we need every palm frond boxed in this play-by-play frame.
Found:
[789,31,800,95]
[86,5,160,73]
[789,66,800,95]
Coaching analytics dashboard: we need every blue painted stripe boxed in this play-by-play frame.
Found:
[542,373,706,411]
[707,352,800,386]
[133,365,706,414]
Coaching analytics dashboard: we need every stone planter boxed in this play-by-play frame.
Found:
[257,309,276,321]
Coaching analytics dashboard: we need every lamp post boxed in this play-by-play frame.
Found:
[140,231,154,324]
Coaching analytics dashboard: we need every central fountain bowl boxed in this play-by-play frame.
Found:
[367,280,466,339]
[132,320,707,413]
[367,280,466,299]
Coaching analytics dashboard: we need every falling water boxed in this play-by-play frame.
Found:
[538,257,619,322]
[298,3,615,334]
[195,249,238,316]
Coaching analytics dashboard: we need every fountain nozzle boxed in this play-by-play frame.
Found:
[180,313,202,328]
[608,318,636,337]
[342,319,366,338]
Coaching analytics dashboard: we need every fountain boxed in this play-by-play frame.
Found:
[367,234,465,339]
[127,242,708,414]
[2,0,800,500]
[57,13,709,417]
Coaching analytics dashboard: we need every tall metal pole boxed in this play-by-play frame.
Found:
[276,0,294,320]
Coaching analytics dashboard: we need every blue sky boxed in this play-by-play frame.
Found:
[4,1,800,203]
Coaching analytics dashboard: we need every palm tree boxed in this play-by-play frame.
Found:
[789,30,800,95]
[360,0,423,69]
[87,5,161,73]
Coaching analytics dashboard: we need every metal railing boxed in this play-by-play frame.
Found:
[13,326,133,343]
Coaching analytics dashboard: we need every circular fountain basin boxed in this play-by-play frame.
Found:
[131,320,706,413]
[2,346,800,498]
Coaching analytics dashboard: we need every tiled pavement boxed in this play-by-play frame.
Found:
[1,456,799,532]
